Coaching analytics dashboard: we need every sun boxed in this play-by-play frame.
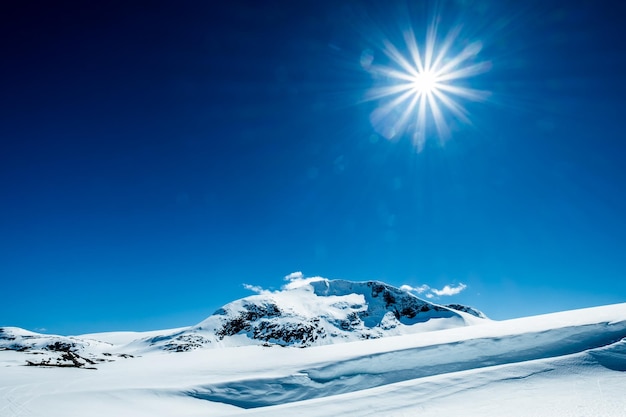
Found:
[366,24,491,151]
[411,70,439,94]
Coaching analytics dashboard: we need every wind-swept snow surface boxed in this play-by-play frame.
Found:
[1,290,625,416]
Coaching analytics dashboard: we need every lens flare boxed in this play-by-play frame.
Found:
[367,24,491,151]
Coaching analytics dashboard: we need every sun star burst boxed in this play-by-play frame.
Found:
[367,25,491,151]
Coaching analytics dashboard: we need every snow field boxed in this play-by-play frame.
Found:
[1,303,625,416]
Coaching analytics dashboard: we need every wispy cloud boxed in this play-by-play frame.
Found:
[249,274,467,298]
[282,272,327,290]
[402,282,467,298]
[431,283,467,296]
[400,284,430,294]
[284,271,304,281]
[245,272,327,294]
[242,283,270,295]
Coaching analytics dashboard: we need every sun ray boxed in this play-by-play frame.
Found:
[382,40,420,78]
[432,89,471,124]
[403,29,425,73]
[415,96,428,150]
[435,84,490,101]
[435,42,483,76]
[367,83,414,101]
[430,26,461,70]
[424,24,437,71]
[377,67,422,84]
[427,92,449,139]
[375,88,419,121]
[393,91,421,137]
[436,61,491,83]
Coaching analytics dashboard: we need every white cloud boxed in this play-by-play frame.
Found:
[284,271,304,281]
[282,271,327,291]
[283,274,326,291]
[245,272,327,294]
[247,274,467,299]
[400,284,430,294]
[242,283,270,295]
[431,283,467,296]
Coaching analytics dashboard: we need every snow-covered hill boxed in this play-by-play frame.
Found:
[190,278,484,347]
[0,327,131,368]
[1,278,485,358]
[1,278,625,417]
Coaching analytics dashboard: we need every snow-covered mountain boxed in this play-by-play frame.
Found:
[1,278,485,360]
[169,278,485,349]
[2,278,625,417]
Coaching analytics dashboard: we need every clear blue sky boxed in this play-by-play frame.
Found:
[1,0,625,335]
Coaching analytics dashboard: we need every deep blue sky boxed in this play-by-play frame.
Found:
[1,0,625,335]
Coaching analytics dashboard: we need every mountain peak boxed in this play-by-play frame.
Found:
[193,278,486,348]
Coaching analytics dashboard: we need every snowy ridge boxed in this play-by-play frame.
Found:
[191,279,484,348]
[1,278,483,360]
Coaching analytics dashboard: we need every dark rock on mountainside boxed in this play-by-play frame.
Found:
[446,304,487,319]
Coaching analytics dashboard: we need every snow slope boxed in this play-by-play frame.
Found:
[1,281,625,416]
